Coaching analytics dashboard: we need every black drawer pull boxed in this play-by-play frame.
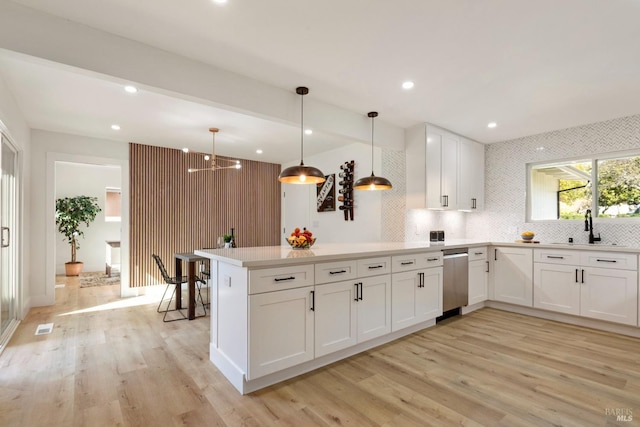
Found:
[274,276,295,282]
[596,259,617,263]
[427,257,439,262]
[400,261,414,265]
[474,252,484,255]
[546,256,564,259]
[368,265,383,270]
[330,270,347,275]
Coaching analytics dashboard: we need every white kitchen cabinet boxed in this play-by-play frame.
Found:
[314,280,357,357]
[406,123,484,211]
[581,267,637,326]
[458,137,485,211]
[392,267,443,331]
[533,263,580,315]
[248,286,314,379]
[533,249,638,325]
[357,275,392,342]
[491,247,533,307]
[468,247,489,306]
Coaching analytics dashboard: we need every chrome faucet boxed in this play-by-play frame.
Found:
[584,209,601,244]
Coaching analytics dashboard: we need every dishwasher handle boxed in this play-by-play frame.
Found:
[443,253,469,260]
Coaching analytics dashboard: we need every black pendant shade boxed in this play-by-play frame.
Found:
[278,87,326,185]
[354,111,392,191]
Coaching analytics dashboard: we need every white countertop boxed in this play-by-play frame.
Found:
[195,239,640,268]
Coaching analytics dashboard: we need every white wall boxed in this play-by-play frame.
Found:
[0,71,31,318]
[55,162,121,274]
[281,143,383,244]
[30,130,129,306]
[467,114,640,245]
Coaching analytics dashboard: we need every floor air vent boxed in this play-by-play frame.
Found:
[35,323,54,335]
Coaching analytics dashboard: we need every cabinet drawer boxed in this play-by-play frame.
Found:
[392,251,443,272]
[249,264,314,294]
[534,249,580,265]
[315,260,358,284]
[357,256,392,277]
[580,251,637,270]
[468,247,487,261]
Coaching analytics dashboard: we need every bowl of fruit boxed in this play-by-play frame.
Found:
[521,231,535,241]
[287,227,316,249]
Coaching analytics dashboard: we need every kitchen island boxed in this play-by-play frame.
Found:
[197,240,640,394]
[195,240,486,394]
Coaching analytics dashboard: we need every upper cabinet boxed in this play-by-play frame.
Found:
[458,136,485,211]
[406,124,484,211]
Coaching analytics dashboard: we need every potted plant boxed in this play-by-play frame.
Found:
[223,233,233,248]
[55,195,102,276]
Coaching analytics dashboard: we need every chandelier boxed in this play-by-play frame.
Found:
[187,128,242,173]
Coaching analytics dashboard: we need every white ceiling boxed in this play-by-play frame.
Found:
[2,0,640,163]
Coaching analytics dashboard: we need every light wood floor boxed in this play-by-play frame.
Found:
[1,277,639,426]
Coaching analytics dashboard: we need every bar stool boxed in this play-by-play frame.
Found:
[152,254,207,322]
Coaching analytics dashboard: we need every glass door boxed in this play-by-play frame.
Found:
[0,134,17,343]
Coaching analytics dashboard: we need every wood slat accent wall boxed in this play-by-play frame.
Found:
[129,143,281,287]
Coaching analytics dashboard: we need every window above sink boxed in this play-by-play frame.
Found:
[528,150,640,221]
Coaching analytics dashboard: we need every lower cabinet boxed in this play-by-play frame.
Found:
[391,268,443,331]
[533,249,638,326]
[468,248,488,305]
[248,286,314,380]
[491,247,533,307]
[357,275,393,342]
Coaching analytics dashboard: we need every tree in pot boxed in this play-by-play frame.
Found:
[55,196,102,276]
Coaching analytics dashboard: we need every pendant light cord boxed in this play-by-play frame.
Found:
[370,114,375,174]
[300,91,304,165]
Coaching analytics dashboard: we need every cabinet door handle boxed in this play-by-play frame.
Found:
[581,269,585,284]
[442,195,449,207]
[330,270,347,275]
[368,265,383,270]
[310,290,315,311]
[359,282,363,300]
[400,261,414,266]
[575,268,578,283]
[427,257,439,262]
[494,249,497,261]
[354,283,359,301]
[485,261,489,273]
[1,227,9,248]
[596,259,617,263]
[274,276,295,282]
[546,256,564,259]
[418,272,424,288]
[472,198,477,209]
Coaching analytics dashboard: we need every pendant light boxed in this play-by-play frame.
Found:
[278,87,326,184]
[354,112,392,191]
[187,128,242,173]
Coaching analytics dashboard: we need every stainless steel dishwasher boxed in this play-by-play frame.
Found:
[442,248,469,312]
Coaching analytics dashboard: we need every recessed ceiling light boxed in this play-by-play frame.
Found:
[402,81,415,90]
[212,0,227,4]
[256,149,263,154]
[182,148,189,153]
[111,124,120,130]
[124,85,138,93]
[536,146,545,151]
[305,129,313,135]
[487,122,497,128]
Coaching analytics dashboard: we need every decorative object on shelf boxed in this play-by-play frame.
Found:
[354,111,392,190]
[278,87,326,184]
[316,174,336,212]
[230,227,237,248]
[338,160,355,221]
[55,195,102,276]
[286,227,316,249]
[187,128,242,173]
